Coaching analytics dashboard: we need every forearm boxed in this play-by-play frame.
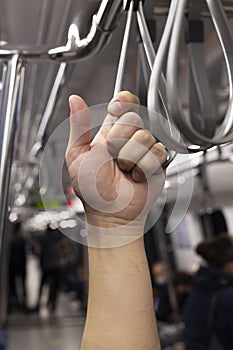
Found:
[81,227,161,350]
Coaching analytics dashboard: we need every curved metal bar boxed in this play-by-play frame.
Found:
[206,0,233,137]
[187,0,217,138]
[136,2,177,166]
[145,0,202,152]
[166,0,215,146]
[49,0,124,63]
[188,59,203,135]
[163,0,211,148]
[166,0,209,147]
[147,0,190,154]
[0,0,124,63]
[137,2,168,110]
[166,0,233,148]
[0,50,18,60]
[136,2,155,71]
[146,0,233,153]
[188,45,216,138]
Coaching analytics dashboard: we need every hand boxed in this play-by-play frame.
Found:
[66,91,167,240]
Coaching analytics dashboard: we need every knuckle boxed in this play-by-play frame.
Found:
[153,144,167,163]
[106,138,123,156]
[121,111,144,128]
[119,91,140,105]
[134,129,154,144]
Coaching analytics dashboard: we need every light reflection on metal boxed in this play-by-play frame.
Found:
[0,54,23,326]
[0,0,123,63]
[48,0,123,63]
[0,55,22,249]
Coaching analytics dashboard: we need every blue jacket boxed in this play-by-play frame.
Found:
[182,266,233,350]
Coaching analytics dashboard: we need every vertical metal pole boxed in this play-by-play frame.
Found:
[113,1,134,96]
[37,62,67,142]
[0,54,22,325]
[0,64,7,123]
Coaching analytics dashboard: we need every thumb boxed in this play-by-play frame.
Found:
[67,95,91,154]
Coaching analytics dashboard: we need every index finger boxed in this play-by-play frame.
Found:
[108,90,140,116]
[96,91,140,140]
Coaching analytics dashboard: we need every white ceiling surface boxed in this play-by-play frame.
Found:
[0,0,233,211]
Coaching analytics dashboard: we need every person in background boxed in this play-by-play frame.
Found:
[152,261,193,350]
[66,91,167,349]
[173,272,193,314]
[152,263,193,319]
[36,225,63,313]
[182,234,233,350]
[152,261,174,323]
[8,222,27,312]
[60,238,86,309]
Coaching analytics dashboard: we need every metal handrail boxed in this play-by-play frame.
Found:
[0,0,124,63]
[167,0,233,146]
[25,0,125,157]
[49,0,123,61]
[148,0,233,154]
[137,1,177,166]
[0,1,125,326]
[114,1,134,96]
[113,0,175,166]
[147,0,184,153]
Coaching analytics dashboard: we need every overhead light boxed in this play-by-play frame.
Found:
[0,40,8,46]
[9,212,18,223]
[15,194,26,206]
[188,145,202,151]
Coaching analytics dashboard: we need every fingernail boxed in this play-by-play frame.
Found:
[108,101,123,116]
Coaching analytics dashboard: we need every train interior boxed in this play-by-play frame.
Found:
[1,0,233,349]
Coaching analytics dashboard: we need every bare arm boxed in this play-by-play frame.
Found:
[66,91,166,350]
[82,235,161,350]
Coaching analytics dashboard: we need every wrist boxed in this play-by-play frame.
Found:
[85,214,145,248]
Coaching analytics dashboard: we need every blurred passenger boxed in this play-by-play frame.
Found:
[60,239,85,307]
[153,262,193,350]
[36,226,62,313]
[8,222,27,312]
[173,272,193,313]
[0,329,6,350]
[182,234,233,350]
[152,264,188,318]
[152,261,175,323]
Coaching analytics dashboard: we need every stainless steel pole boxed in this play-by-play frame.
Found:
[0,65,7,122]
[0,54,23,325]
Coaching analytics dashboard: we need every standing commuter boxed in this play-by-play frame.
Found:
[8,222,27,312]
[183,234,233,350]
[36,226,62,313]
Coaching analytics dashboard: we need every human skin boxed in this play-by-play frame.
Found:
[66,91,167,349]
